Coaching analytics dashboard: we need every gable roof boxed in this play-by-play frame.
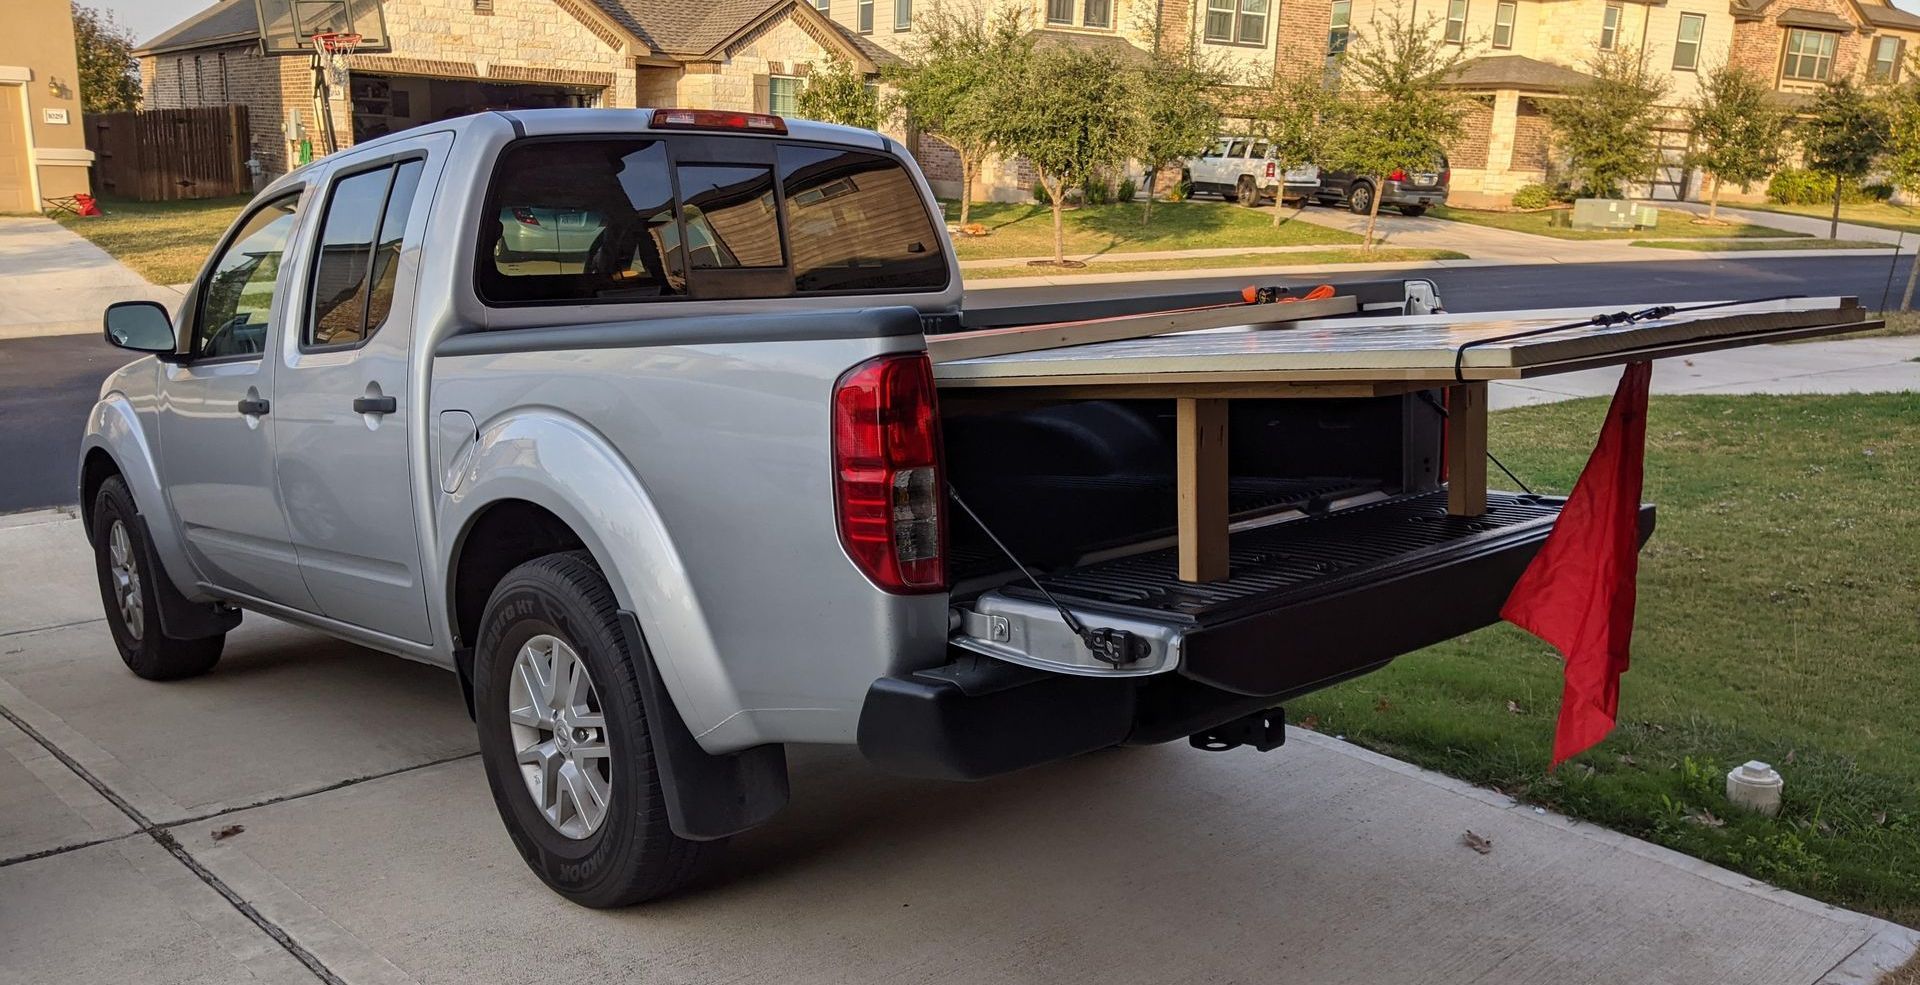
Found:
[1855,0,1920,29]
[138,0,262,54]
[1444,54,1595,92]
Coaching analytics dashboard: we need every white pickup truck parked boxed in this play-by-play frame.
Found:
[1183,135,1320,206]
[80,108,1866,908]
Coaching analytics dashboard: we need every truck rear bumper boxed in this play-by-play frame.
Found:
[859,492,1655,780]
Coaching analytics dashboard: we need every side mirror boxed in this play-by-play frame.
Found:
[103,301,177,354]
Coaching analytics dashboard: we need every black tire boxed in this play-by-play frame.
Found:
[1398,205,1428,217]
[1219,184,1238,203]
[1236,176,1260,208]
[474,550,716,907]
[91,476,223,681]
[1347,182,1375,215]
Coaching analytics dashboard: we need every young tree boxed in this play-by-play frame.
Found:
[1542,48,1670,199]
[73,3,141,113]
[997,45,1140,264]
[1324,13,1468,250]
[1800,78,1890,240]
[1880,77,1920,307]
[884,6,1031,226]
[1248,64,1340,227]
[795,57,882,130]
[1132,45,1224,224]
[1684,63,1788,222]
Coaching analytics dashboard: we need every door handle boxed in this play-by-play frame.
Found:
[353,395,398,415]
[237,397,270,416]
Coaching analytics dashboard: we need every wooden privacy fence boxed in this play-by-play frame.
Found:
[86,105,253,201]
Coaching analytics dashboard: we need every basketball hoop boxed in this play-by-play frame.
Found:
[311,32,362,90]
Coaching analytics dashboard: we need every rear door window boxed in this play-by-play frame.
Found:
[307,159,424,348]
[777,145,946,294]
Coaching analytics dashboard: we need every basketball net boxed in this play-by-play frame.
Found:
[311,32,361,91]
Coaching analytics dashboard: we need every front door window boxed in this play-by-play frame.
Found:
[196,194,299,359]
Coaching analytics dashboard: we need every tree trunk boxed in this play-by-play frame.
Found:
[958,155,975,228]
[1829,179,1843,241]
[1706,173,1720,222]
[1363,174,1385,252]
[1272,160,1290,227]
[1048,178,1067,264]
[1142,171,1156,225]
[1901,234,1919,311]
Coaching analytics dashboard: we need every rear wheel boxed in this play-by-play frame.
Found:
[1236,176,1259,208]
[474,550,716,907]
[1347,182,1375,215]
[91,476,223,681]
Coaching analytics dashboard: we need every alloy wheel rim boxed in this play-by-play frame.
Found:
[507,634,612,840]
[107,520,143,641]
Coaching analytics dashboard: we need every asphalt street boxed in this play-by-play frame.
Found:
[1,255,1910,513]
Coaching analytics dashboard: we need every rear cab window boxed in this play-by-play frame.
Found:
[476,135,948,306]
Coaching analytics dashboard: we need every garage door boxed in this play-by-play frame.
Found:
[0,86,33,212]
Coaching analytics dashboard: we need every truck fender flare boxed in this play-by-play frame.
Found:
[80,396,210,604]
[443,409,743,749]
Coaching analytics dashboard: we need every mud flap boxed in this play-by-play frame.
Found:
[617,610,790,841]
[134,513,241,641]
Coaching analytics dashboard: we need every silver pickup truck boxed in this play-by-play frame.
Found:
[80,108,1569,907]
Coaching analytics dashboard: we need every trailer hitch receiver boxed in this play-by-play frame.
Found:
[1190,708,1287,753]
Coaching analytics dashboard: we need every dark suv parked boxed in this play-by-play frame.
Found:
[1314,158,1450,217]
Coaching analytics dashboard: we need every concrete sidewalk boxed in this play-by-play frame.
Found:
[1492,334,1920,408]
[0,216,182,340]
[1662,201,1913,247]
[1,506,1914,985]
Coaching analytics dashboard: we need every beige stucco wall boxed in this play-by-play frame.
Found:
[0,0,94,207]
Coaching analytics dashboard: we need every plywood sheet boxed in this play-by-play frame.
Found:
[935,297,1868,386]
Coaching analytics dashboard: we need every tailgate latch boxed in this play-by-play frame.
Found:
[1079,627,1151,667]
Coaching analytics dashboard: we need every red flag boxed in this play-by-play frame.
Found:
[1501,361,1652,769]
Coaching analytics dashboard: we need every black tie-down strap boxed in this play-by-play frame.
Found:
[1449,295,1807,382]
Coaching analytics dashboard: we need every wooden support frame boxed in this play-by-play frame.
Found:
[1445,382,1488,517]
[1176,397,1230,583]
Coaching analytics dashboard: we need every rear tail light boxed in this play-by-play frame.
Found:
[1265,161,1276,178]
[1389,169,1408,182]
[832,353,945,593]
[1441,168,1451,185]
[650,108,788,134]
[511,207,541,226]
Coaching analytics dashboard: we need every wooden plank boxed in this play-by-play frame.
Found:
[938,380,1430,402]
[927,294,1358,363]
[1446,383,1488,517]
[1177,397,1231,583]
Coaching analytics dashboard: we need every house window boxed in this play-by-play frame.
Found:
[768,75,800,116]
[1871,35,1902,81]
[1673,13,1704,70]
[1083,0,1112,28]
[1444,0,1468,44]
[1329,0,1351,54]
[1047,0,1073,23]
[815,0,829,11]
[1204,0,1267,44]
[474,0,493,13]
[894,0,910,30]
[858,0,873,32]
[1600,3,1621,50]
[1782,28,1836,81]
[1493,0,1516,48]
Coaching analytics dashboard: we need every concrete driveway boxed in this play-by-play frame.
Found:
[2,509,1914,985]
[0,216,181,340]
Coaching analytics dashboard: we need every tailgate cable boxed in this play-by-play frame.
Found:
[948,485,1152,667]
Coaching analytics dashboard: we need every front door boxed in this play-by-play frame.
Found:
[272,140,444,644]
[157,192,317,609]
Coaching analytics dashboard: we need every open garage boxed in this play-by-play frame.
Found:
[346,71,603,143]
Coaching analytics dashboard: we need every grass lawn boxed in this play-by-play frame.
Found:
[1739,200,1920,237]
[1428,205,1802,241]
[54,195,248,285]
[963,247,1467,279]
[1632,238,1892,252]
[945,201,1359,260]
[1291,393,1920,926]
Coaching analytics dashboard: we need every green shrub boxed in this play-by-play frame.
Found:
[1511,183,1555,210]
[1767,168,1886,205]
[1116,177,1137,202]
[1079,177,1110,206]
[1166,177,1190,202]
[1031,181,1050,206]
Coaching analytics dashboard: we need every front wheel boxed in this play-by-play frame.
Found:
[1347,183,1375,215]
[474,550,717,907]
[91,476,223,681]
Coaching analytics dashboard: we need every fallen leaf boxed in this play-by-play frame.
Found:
[1506,700,1525,715]
[1617,754,1638,767]
[1297,714,1320,731]
[210,824,244,841]
[1683,810,1725,828]
[1461,830,1493,855]
[1682,359,1695,367]
[1874,811,1889,827]
[1784,749,1796,765]
[1374,698,1392,713]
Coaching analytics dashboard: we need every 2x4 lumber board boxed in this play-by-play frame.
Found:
[927,295,1359,363]
[1446,383,1488,517]
[937,380,1431,402]
[1177,398,1231,583]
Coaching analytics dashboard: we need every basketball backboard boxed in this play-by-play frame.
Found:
[255,0,392,54]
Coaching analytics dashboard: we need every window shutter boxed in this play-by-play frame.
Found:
[753,73,771,114]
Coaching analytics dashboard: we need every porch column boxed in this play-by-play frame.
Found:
[1482,88,1520,199]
